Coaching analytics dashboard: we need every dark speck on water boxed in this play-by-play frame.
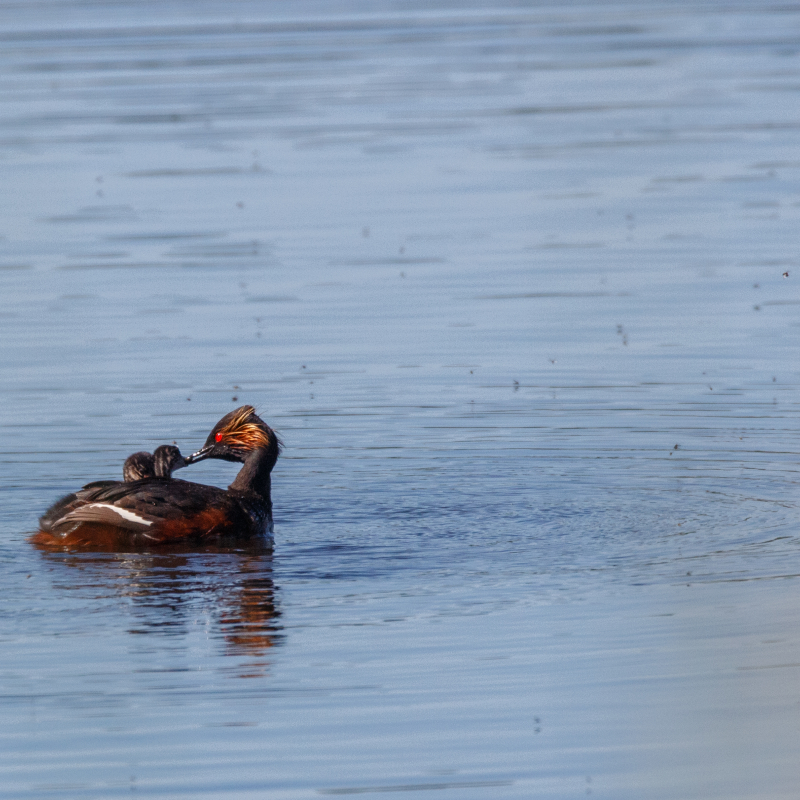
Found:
[2,0,800,797]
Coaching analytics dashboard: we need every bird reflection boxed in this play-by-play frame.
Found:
[31,538,282,674]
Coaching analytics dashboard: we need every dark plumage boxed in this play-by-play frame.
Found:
[122,452,154,482]
[38,445,188,537]
[123,445,186,481]
[33,407,280,549]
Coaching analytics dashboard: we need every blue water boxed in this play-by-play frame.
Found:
[2,1,800,797]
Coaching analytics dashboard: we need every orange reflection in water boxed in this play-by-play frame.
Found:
[31,535,282,673]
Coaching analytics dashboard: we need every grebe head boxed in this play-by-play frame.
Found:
[123,445,187,481]
[185,405,280,466]
[152,444,187,476]
[123,451,155,482]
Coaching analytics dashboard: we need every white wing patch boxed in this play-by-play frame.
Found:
[54,502,157,532]
[87,504,154,526]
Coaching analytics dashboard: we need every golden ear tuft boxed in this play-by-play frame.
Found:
[219,406,272,450]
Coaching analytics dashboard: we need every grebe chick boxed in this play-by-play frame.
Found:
[122,452,154,482]
[34,406,280,548]
[123,445,187,482]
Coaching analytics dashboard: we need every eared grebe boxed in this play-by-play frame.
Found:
[33,406,280,549]
[123,445,186,482]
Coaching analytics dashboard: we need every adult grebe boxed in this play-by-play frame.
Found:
[34,406,280,548]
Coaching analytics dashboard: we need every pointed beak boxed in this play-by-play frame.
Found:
[183,444,214,465]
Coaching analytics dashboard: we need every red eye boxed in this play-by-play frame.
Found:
[215,432,223,442]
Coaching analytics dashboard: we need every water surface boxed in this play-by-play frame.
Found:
[2,1,800,797]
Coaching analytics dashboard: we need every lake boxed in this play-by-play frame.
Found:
[2,0,800,797]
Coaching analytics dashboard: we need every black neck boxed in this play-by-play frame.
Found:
[228,445,277,500]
